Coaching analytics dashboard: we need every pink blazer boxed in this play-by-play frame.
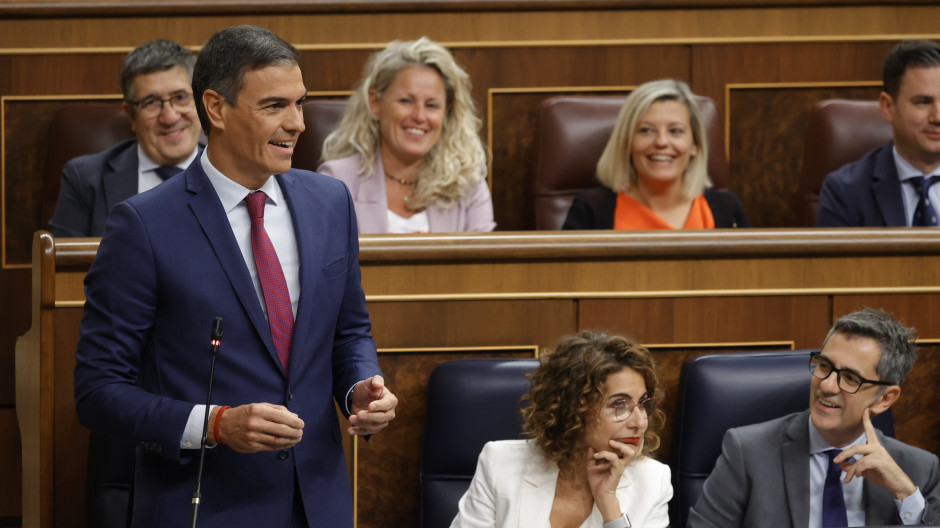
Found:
[317,153,496,234]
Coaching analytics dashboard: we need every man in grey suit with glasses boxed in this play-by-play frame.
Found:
[688,308,940,527]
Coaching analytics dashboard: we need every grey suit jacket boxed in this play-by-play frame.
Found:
[688,411,940,528]
[49,138,141,237]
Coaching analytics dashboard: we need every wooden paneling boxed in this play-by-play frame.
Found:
[368,300,576,349]
[52,310,86,526]
[832,294,940,337]
[1,6,939,48]
[0,409,22,518]
[578,296,829,346]
[728,85,883,227]
[355,348,536,528]
[5,3,940,527]
[890,344,940,455]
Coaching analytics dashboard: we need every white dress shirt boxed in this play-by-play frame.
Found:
[136,144,199,194]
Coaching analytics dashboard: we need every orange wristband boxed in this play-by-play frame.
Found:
[214,405,231,446]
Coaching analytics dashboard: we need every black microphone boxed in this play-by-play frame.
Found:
[191,316,223,528]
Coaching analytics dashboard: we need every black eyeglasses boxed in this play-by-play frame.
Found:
[606,395,659,422]
[129,91,194,117]
[809,352,894,394]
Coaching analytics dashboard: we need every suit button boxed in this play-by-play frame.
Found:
[287,389,294,400]
[277,450,289,460]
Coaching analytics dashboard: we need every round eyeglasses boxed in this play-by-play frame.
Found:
[808,352,893,394]
[129,91,194,118]
[606,395,659,422]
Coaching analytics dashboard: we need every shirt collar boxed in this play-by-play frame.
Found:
[893,145,937,181]
[199,150,284,214]
[807,413,867,455]
[137,143,199,174]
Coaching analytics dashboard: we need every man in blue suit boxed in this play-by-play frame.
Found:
[73,25,398,527]
[817,40,940,227]
[49,39,202,237]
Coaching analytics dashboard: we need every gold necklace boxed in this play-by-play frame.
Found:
[385,172,418,187]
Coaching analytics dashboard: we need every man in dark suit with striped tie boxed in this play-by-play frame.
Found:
[49,38,202,237]
[817,39,940,227]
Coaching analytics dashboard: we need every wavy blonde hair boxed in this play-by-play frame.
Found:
[321,37,487,210]
[596,79,710,199]
[521,331,665,471]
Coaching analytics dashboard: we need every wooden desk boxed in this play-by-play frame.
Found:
[16,229,940,528]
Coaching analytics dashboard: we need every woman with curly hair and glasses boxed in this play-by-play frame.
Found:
[451,331,671,528]
[318,37,494,234]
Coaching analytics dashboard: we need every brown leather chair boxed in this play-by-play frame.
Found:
[40,102,133,230]
[293,99,347,172]
[795,99,892,226]
[531,95,730,231]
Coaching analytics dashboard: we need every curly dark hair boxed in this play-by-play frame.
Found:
[521,331,665,469]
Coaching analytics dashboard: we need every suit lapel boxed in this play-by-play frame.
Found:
[185,160,283,374]
[103,141,140,212]
[782,413,811,528]
[872,143,907,226]
[276,170,325,380]
[351,154,388,233]
[518,455,558,528]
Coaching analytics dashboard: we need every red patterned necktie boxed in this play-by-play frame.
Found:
[244,191,294,373]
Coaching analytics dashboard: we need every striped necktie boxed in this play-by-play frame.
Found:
[244,191,294,373]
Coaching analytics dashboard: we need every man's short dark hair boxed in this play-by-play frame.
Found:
[822,308,917,386]
[120,39,196,102]
[883,39,940,100]
[192,25,300,136]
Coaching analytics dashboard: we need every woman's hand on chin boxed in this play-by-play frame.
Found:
[585,441,630,520]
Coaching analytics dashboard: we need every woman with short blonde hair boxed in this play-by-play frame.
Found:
[564,79,750,230]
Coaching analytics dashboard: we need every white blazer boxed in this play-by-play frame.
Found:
[451,439,672,528]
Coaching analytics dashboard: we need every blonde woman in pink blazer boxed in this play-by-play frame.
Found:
[318,38,495,234]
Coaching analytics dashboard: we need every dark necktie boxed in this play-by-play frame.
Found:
[822,449,848,528]
[154,165,183,181]
[245,191,294,373]
[907,175,940,227]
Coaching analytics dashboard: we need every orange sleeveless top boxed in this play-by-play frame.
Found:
[613,192,716,230]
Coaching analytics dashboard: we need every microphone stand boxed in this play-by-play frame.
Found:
[191,317,223,528]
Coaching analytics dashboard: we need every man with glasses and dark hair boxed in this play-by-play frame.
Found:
[50,38,202,237]
[689,308,940,527]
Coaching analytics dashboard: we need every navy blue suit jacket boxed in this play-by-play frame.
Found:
[816,142,908,227]
[73,157,381,527]
[49,138,140,237]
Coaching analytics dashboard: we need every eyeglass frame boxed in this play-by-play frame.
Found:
[128,90,194,117]
[605,395,659,422]
[808,351,894,394]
